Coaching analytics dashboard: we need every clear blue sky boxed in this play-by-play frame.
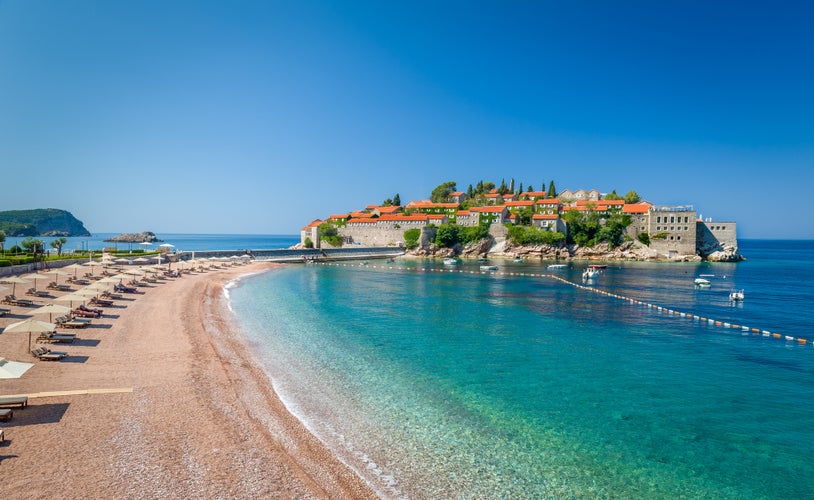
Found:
[1,1,811,238]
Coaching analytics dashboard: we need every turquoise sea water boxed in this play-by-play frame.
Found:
[2,233,299,253]
[229,240,814,499]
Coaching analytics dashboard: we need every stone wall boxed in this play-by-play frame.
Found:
[339,225,414,247]
[696,220,739,259]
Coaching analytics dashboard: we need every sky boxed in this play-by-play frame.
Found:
[0,1,812,238]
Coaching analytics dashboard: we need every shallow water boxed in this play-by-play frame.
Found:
[230,240,814,498]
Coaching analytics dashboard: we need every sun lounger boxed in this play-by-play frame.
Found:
[78,304,103,315]
[90,297,114,307]
[67,277,90,285]
[54,315,89,328]
[37,332,77,343]
[0,396,28,408]
[31,347,68,361]
[26,288,50,297]
[0,307,9,316]
[114,284,138,293]
[0,408,12,421]
[101,291,124,300]
[47,282,72,292]
[72,308,100,318]
[2,295,35,306]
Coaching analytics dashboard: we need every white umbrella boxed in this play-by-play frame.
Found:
[23,273,50,290]
[31,303,72,322]
[132,257,150,264]
[0,357,35,379]
[1,276,30,295]
[159,243,174,249]
[3,318,56,351]
[54,293,90,308]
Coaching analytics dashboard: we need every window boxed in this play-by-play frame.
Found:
[677,236,681,240]
[671,226,674,231]
[657,216,661,223]
[684,216,688,223]
[671,216,675,223]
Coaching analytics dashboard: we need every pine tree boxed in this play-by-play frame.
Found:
[467,184,474,198]
[509,178,515,194]
[518,182,523,195]
[548,180,557,198]
[393,193,401,206]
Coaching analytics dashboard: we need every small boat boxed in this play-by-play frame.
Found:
[729,289,744,301]
[477,257,488,263]
[480,265,498,271]
[694,278,711,287]
[547,264,568,270]
[513,257,523,263]
[583,268,599,280]
[588,264,607,269]
[443,257,458,266]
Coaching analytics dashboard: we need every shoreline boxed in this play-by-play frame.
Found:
[0,262,376,498]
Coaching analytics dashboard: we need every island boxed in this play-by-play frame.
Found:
[0,208,91,237]
[298,180,743,262]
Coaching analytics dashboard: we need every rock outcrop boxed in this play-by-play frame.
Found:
[104,231,162,243]
[0,208,91,237]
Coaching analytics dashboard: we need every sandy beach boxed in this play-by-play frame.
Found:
[0,262,376,499]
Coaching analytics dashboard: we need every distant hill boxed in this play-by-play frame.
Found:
[0,209,91,237]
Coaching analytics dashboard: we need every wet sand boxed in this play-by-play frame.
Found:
[0,262,376,499]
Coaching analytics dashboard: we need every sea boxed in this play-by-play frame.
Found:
[226,239,814,499]
[1,233,299,254]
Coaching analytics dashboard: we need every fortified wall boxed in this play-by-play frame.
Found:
[696,220,739,258]
[340,226,410,247]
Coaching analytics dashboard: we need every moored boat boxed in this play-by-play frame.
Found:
[443,257,458,266]
[547,264,568,270]
[480,265,498,271]
[729,289,744,301]
[694,278,711,287]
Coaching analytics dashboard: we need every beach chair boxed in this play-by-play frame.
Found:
[4,295,34,307]
[0,396,29,408]
[37,332,77,343]
[101,291,124,300]
[78,304,103,315]
[90,297,114,307]
[55,315,89,329]
[47,282,72,292]
[0,307,9,317]
[0,408,12,421]
[26,288,50,298]
[31,347,68,361]
[72,308,100,319]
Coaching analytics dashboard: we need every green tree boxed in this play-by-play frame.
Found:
[0,230,5,254]
[507,225,565,245]
[527,185,534,192]
[637,232,650,245]
[516,207,533,226]
[467,184,474,198]
[404,228,421,249]
[499,178,507,194]
[393,193,401,206]
[318,223,343,247]
[382,198,393,206]
[604,190,623,201]
[483,181,495,192]
[430,181,457,202]
[547,180,557,198]
[304,237,314,248]
[475,180,484,195]
[624,190,641,203]
[518,182,523,194]
[49,237,67,256]
[20,237,44,254]
[434,223,461,248]
[460,224,490,245]
[509,178,515,194]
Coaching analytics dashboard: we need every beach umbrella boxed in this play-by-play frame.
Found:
[114,258,130,264]
[54,293,90,308]
[23,273,49,290]
[159,243,174,249]
[62,263,86,277]
[132,257,150,264]
[46,269,71,284]
[31,303,71,323]
[0,357,35,379]
[1,276,30,295]
[3,318,56,351]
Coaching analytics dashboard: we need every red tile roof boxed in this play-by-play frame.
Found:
[622,203,651,214]
[533,214,560,220]
[301,219,323,230]
[328,214,349,220]
[347,218,378,224]
[505,200,534,207]
[456,210,471,216]
[471,205,507,213]
[379,214,428,222]
[536,199,560,205]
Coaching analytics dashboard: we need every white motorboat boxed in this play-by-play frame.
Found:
[729,289,744,301]
[694,278,711,287]
[480,265,498,271]
[582,268,599,280]
[547,264,568,270]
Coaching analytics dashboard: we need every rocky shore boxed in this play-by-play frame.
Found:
[408,237,744,262]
